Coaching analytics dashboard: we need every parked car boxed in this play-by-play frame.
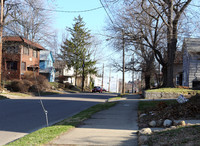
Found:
[92,86,102,93]
[102,88,107,92]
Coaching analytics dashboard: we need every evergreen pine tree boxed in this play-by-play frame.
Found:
[60,15,97,90]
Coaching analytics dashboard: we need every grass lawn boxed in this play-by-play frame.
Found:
[6,102,117,146]
[138,100,178,112]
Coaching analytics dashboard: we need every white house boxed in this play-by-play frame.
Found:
[182,38,200,88]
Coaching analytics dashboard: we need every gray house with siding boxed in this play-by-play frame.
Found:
[182,38,200,88]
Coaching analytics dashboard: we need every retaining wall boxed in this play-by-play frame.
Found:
[143,91,194,99]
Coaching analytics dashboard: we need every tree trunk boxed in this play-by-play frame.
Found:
[145,74,151,89]
[162,65,168,87]
[75,71,77,86]
[166,38,177,87]
[165,0,175,87]
[81,63,85,92]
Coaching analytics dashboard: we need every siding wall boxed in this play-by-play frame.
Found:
[188,54,200,88]
[183,46,189,87]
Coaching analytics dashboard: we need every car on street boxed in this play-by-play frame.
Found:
[92,86,102,93]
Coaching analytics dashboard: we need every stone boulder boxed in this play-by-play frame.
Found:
[149,120,156,127]
[163,119,172,127]
[139,128,152,135]
[177,120,186,126]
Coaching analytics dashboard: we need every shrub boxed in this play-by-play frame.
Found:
[9,72,50,93]
[58,76,66,83]
[65,82,70,88]
[23,71,35,82]
[35,75,50,90]
[9,80,30,93]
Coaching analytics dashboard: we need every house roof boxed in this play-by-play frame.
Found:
[40,50,54,62]
[3,36,45,50]
[184,38,200,53]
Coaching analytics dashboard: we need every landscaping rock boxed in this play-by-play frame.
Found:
[177,120,186,126]
[170,126,176,129]
[138,135,149,145]
[157,119,163,127]
[149,120,156,127]
[139,128,152,135]
[139,113,147,118]
[163,119,172,127]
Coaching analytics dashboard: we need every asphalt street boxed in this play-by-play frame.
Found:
[0,92,116,145]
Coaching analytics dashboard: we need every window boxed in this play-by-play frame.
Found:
[23,46,29,55]
[21,62,26,71]
[5,46,19,54]
[7,61,17,70]
[33,50,38,58]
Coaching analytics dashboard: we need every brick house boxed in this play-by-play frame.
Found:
[2,36,44,80]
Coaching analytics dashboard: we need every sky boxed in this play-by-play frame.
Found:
[49,0,134,91]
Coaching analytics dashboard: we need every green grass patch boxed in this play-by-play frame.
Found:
[7,102,117,146]
[1,92,32,97]
[108,96,122,101]
[145,88,200,95]
[138,100,177,112]
[49,82,60,88]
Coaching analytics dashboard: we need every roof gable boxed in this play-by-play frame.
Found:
[40,50,54,62]
[183,38,200,53]
[3,36,45,50]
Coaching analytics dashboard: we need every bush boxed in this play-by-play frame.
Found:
[65,82,70,88]
[9,71,50,93]
[23,71,35,82]
[35,75,50,90]
[58,76,66,83]
[9,80,31,93]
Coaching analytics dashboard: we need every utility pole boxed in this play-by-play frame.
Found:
[0,0,4,89]
[108,67,111,92]
[101,63,104,88]
[131,54,134,93]
[81,53,85,92]
[122,30,125,94]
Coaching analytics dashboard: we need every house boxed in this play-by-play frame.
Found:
[182,38,200,88]
[39,50,55,82]
[2,36,44,80]
[54,60,75,84]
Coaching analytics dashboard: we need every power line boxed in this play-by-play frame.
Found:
[99,0,114,24]
[38,6,103,13]
[20,1,103,13]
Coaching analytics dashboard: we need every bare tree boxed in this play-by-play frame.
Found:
[105,0,193,87]
[104,0,165,88]
[140,0,192,87]
[3,0,55,47]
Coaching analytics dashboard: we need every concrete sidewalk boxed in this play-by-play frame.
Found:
[47,95,139,146]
